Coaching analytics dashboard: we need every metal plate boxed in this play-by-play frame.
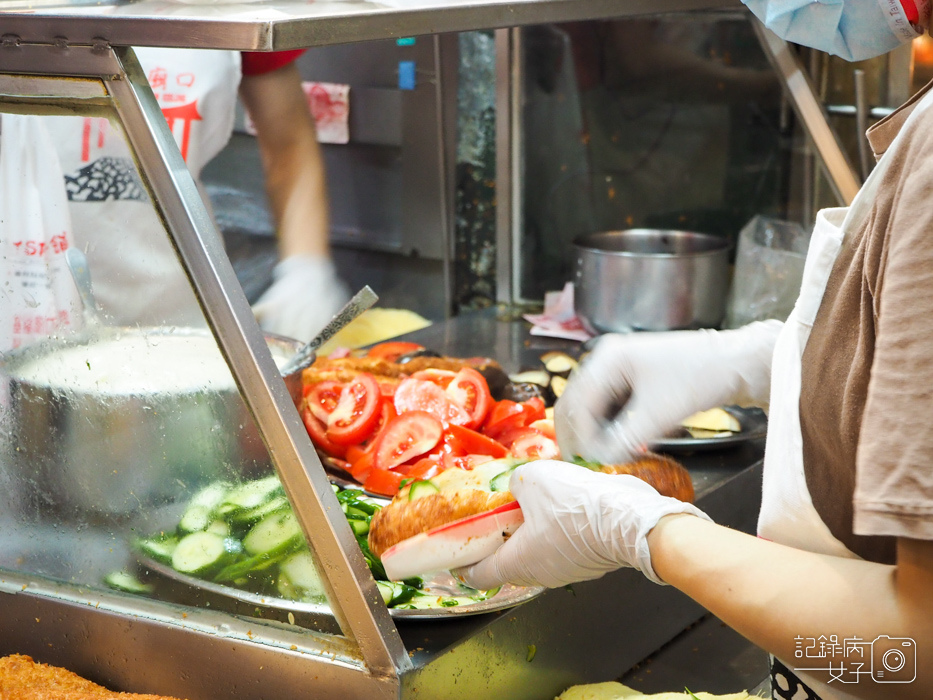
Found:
[137,555,542,620]
[650,406,768,453]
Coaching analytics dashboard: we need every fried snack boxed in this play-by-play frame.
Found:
[0,654,184,700]
[301,354,503,391]
[598,453,695,503]
[368,454,695,558]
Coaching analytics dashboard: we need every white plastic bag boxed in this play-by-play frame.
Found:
[725,215,811,328]
[0,114,82,351]
[44,48,240,328]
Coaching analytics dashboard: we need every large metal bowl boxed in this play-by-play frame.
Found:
[573,229,731,334]
[2,327,312,520]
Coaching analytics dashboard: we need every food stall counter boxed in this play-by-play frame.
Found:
[0,1,760,696]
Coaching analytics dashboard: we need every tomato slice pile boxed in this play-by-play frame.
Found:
[300,360,560,496]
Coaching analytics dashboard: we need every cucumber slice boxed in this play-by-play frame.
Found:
[104,570,154,595]
[408,479,440,501]
[489,466,517,492]
[228,495,290,525]
[171,532,243,577]
[205,519,231,537]
[345,505,370,520]
[136,536,178,564]
[374,580,418,607]
[188,481,231,510]
[277,550,326,602]
[178,505,213,534]
[376,580,395,605]
[349,519,370,536]
[214,547,293,583]
[243,510,304,557]
[215,475,283,517]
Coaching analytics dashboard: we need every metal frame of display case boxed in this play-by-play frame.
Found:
[0,2,858,697]
[0,43,406,698]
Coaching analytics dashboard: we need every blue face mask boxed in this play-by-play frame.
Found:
[742,0,921,61]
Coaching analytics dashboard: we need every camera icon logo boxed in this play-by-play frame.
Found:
[871,636,916,683]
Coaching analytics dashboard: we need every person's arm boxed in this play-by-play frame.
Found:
[240,61,350,342]
[649,516,933,700]
[460,461,933,700]
[238,61,329,258]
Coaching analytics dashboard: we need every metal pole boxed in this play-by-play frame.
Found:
[494,27,515,307]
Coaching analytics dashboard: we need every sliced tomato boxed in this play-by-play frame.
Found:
[443,423,509,458]
[509,428,561,460]
[445,367,493,429]
[483,400,526,440]
[403,458,444,481]
[301,406,347,459]
[364,467,406,497]
[371,399,398,440]
[522,396,547,423]
[393,377,470,425]
[345,443,368,465]
[326,373,382,445]
[366,341,424,362]
[305,380,345,424]
[440,452,496,471]
[349,447,375,483]
[327,457,352,473]
[374,411,444,471]
[411,369,457,389]
[484,397,547,440]
[378,380,399,398]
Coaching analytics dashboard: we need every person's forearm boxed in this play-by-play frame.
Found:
[648,514,933,700]
[238,64,330,259]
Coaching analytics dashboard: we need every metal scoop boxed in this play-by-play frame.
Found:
[278,285,379,376]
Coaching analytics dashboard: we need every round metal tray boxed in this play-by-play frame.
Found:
[650,406,768,453]
[137,555,542,620]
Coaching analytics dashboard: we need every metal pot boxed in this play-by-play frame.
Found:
[573,229,731,334]
[2,327,312,520]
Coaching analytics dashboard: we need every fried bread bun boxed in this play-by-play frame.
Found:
[368,453,693,559]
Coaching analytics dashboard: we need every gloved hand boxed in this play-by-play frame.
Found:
[458,460,711,590]
[252,254,350,343]
[556,320,782,465]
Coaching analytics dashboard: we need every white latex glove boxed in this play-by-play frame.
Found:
[252,254,350,343]
[556,320,782,465]
[458,460,711,590]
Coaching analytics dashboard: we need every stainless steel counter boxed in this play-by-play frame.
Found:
[0,0,740,51]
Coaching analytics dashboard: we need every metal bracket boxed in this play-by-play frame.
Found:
[752,19,861,205]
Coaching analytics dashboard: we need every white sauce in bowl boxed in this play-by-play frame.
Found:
[10,332,291,396]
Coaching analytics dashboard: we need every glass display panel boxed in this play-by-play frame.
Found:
[519,15,803,301]
[0,105,353,643]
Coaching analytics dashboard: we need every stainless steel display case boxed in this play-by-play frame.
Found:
[0,3,774,697]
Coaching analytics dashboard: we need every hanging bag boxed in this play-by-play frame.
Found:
[0,114,82,351]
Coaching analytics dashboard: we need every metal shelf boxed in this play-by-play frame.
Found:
[0,0,739,51]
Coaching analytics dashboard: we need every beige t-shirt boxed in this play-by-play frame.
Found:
[800,80,933,565]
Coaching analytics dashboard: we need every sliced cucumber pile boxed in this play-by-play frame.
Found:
[130,475,494,609]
